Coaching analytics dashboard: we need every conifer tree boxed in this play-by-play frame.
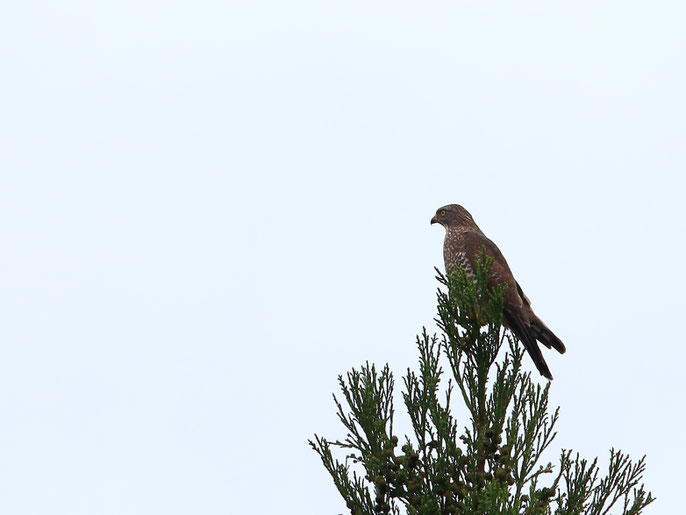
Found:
[310,255,654,514]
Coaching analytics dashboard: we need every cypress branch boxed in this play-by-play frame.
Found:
[310,256,654,514]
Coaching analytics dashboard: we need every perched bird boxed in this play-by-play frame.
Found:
[431,204,565,380]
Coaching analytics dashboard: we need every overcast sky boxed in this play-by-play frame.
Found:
[1,1,685,514]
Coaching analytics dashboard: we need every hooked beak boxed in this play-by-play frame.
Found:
[430,215,439,225]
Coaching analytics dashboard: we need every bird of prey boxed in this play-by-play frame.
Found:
[431,204,565,380]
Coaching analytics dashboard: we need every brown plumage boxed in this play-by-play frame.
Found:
[431,204,565,380]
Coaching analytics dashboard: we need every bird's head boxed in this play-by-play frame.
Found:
[430,204,478,230]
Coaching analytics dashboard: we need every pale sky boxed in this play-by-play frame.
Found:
[1,1,685,514]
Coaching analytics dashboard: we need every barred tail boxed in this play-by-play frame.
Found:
[530,317,566,354]
[505,313,554,380]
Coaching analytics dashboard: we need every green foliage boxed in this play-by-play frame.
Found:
[310,254,654,514]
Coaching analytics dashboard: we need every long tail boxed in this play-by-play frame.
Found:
[529,316,566,354]
[504,313,554,380]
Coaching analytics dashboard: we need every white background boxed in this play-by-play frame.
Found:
[1,1,684,513]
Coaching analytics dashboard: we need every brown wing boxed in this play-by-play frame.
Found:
[516,281,532,307]
[460,230,523,309]
[461,230,557,378]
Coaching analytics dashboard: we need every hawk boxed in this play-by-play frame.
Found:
[431,204,565,380]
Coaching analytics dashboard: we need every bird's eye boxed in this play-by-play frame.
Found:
[440,210,446,217]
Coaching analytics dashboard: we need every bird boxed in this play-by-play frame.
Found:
[431,204,565,380]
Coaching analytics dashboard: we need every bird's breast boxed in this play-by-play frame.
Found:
[444,235,473,276]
